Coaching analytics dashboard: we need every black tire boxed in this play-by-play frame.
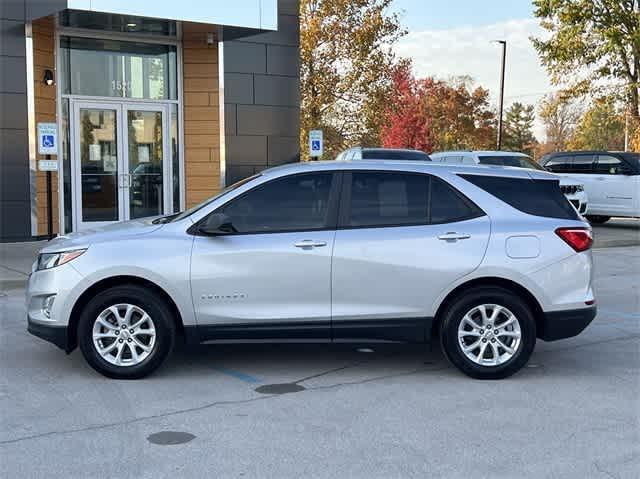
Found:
[439,286,536,380]
[586,215,610,224]
[77,284,176,379]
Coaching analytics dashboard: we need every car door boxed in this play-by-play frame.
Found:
[190,171,340,339]
[592,155,637,216]
[331,170,490,341]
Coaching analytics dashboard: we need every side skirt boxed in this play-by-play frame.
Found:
[184,318,433,345]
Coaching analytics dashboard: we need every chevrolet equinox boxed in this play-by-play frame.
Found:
[27,160,597,379]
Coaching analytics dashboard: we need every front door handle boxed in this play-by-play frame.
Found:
[438,232,471,242]
[294,240,327,249]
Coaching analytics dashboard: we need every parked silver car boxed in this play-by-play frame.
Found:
[27,160,596,379]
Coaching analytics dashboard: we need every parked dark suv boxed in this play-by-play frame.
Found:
[540,151,640,223]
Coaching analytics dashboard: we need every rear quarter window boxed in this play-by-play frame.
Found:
[460,174,579,220]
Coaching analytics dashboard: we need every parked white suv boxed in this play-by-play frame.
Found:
[541,151,640,223]
[431,151,588,215]
[27,161,596,380]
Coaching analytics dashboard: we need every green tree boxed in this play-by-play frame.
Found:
[569,97,625,150]
[531,0,640,119]
[503,102,537,155]
[300,0,406,160]
[538,93,580,150]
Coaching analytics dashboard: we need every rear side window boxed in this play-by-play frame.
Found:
[460,174,579,220]
[362,150,431,161]
[345,172,483,228]
[594,155,631,175]
[348,172,429,227]
[430,177,481,223]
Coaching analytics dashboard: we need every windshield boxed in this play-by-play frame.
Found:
[478,155,544,170]
[154,174,261,224]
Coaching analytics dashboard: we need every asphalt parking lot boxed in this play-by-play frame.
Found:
[1,220,638,478]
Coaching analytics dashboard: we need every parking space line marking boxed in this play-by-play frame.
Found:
[214,367,260,384]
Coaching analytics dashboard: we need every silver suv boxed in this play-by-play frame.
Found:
[27,161,596,380]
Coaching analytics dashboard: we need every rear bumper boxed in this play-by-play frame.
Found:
[538,305,597,341]
[27,317,69,352]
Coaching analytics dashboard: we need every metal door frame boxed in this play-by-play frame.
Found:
[70,99,171,230]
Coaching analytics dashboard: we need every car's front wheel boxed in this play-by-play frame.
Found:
[77,284,176,379]
[440,286,536,379]
[586,215,610,224]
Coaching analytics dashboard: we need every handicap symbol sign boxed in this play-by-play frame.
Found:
[42,135,55,148]
[311,140,321,151]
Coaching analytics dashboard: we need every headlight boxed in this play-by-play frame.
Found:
[576,185,584,192]
[36,249,86,271]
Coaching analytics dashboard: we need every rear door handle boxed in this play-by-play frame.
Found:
[294,240,327,249]
[438,232,471,242]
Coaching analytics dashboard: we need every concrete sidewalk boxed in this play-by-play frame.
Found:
[0,241,43,291]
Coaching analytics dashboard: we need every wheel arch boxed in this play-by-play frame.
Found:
[66,275,185,353]
[432,277,544,337]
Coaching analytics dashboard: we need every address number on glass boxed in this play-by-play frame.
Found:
[111,80,132,93]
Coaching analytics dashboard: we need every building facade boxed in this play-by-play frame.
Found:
[0,0,300,241]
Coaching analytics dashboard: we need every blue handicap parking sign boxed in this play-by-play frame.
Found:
[42,135,55,148]
[311,140,321,151]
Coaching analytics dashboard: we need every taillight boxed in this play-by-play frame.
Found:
[555,227,593,252]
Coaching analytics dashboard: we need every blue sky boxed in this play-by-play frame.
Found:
[390,0,551,139]
[392,0,535,31]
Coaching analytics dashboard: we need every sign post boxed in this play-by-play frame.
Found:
[37,123,58,240]
[309,130,323,160]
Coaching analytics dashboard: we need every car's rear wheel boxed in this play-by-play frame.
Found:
[78,284,175,379]
[440,286,536,379]
[586,215,610,224]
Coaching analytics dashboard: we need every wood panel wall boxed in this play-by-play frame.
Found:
[32,17,58,235]
[182,23,221,207]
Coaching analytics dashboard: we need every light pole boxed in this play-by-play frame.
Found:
[493,40,507,150]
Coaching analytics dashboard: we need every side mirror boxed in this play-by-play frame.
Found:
[198,213,234,235]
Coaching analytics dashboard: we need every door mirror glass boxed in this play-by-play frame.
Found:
[199,213,234,235]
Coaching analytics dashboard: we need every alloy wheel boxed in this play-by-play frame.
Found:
[457,304,522,367]
[92,303,156,367]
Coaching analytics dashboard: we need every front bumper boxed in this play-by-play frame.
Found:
[537,305,597,341]
[27,316,69,351]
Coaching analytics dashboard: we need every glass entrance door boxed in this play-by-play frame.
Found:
[71,101,171,230]
[125,106,169,220]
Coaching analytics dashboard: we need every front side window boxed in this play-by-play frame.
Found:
[571,155,595,174]
[346,172,482,228]
[220,173,334,233]
[544,156,572,173]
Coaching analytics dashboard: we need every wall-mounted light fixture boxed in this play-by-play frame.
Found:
[206,33,215,46]
[43,69,54,86]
